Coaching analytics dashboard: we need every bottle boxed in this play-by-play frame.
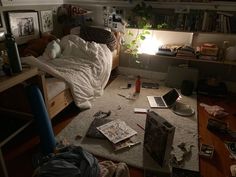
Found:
[4,33,22,73]
[135,75,141,93]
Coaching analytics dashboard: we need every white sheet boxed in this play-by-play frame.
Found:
[22,35,112,109]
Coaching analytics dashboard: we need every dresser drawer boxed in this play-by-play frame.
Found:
[48,88,73,119]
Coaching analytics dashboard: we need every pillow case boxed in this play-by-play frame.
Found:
[79,26,117,51]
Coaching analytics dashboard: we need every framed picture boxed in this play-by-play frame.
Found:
[40,10,53,33]
[8,11,39,44]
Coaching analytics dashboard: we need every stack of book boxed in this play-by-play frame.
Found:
[176,45,196,59]
[157,44,182,56]
[197,43,219,61]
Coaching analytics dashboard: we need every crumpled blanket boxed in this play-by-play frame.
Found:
[22,35,112,109]
[99,160,130,177]
[199,103,229,118]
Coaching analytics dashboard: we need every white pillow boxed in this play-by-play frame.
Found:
[43,40,61,59]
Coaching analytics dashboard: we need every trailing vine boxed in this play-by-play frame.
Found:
[124,24,151,58]
[124,2,153,58]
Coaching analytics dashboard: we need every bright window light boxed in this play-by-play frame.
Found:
[138,35,163,55]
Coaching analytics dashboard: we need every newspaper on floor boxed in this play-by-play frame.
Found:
[97,119,137,144]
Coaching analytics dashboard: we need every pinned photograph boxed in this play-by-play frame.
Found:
[40,10,53,33]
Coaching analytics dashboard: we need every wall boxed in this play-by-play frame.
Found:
[20,2,236,92]
[0,4,63,38]
[121,28,236,84]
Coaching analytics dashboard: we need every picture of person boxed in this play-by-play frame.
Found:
[8,12,39,44]
[17,17,34,37]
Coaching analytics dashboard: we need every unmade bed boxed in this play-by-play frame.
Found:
[21,27,121,118]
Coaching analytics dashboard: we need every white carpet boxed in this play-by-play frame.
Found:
[56,75,199,175]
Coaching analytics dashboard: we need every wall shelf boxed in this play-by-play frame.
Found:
[64,0,236,11]
[154,54,236,66]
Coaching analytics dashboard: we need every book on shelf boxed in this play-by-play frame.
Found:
[202,11,209,32]
[217,11,234,17]
[200,11,235,33]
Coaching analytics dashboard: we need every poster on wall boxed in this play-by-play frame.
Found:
[8,11,39,44]
[40,10,53,33]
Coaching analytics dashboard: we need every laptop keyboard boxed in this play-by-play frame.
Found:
[154,97,165,106]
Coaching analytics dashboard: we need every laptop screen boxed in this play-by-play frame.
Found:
[162,89,179,106]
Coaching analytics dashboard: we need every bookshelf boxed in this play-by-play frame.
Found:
[64,1,236,33]
[125,5,236,34]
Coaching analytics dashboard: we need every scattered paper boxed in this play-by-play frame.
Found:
[97,119,137,144]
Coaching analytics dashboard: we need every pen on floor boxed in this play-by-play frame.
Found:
[137,123,145,131]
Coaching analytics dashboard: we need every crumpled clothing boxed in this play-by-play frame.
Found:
[200,103,229,118]
[35,145,100,177]
[99,160,130,177]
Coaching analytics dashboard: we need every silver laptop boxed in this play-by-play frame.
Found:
[147,89,180,108]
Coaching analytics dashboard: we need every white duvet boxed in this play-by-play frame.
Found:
[22,34,112,109]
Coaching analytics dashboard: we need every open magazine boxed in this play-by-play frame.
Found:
[97,119,137,144]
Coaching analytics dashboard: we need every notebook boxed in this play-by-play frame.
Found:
[147,89,180,108]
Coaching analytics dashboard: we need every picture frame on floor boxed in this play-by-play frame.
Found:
[8,11,39,44]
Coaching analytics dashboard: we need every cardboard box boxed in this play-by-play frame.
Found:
[144,111,175,167]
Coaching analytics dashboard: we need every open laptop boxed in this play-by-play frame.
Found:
[147,88,180,108]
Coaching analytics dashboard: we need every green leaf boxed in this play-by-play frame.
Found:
[128,31,134,36]
[126,44,131,48]
[131,40,136,45]
[140,36,145,40]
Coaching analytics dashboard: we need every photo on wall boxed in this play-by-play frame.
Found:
[8,11,39,44]
[40,10,53,33]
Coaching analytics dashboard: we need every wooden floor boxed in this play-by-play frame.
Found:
[197,94,236,177]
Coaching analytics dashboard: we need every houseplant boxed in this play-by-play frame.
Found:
[124,2,153,58]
